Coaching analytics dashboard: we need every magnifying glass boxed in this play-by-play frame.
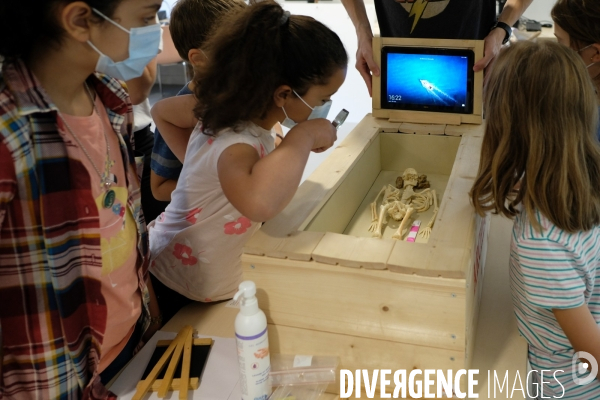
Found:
[331,109,349,129]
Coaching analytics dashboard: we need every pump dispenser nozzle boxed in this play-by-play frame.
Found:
[234,281,259,315]
[234,281,256,301]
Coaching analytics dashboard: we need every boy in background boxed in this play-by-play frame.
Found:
[150,0,246,203]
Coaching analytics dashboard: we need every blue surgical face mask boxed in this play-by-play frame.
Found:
[282,89,332,129]
[87,8,161,81]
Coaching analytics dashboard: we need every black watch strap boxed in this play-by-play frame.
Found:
[492,21,512,45]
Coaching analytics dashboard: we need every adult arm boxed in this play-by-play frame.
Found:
[340,0,380,96]
[150,94,197,163]
[474,0,534,71]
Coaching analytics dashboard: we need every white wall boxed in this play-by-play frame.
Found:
[522,0,555,23]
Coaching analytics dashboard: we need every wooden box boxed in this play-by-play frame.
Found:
[241,115,489,390]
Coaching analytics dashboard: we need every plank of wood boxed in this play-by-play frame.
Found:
[303,135,381,234]
[267,323,465,384]
[379,133,461,175]
[242,254,466,351]
[447,133,484,180]
[389,111,461,126]
[158,326,191,397]
[311,232,395,269]
[372,37,382,110]
[133,326,190,400]
[397,123,447,135]
[179,327,193,400]
[443,122,485,137]
[465,214,490,372]
[473,40,485,117]
[243,229,325,261]
[373,116,402,132]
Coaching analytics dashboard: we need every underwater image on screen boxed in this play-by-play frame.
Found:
[385,53,469,110]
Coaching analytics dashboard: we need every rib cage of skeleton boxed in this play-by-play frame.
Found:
[368,168,439,240]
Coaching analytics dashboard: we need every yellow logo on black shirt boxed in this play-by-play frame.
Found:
[396,0,451,33]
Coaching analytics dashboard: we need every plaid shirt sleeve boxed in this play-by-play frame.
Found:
[0,60,150,400]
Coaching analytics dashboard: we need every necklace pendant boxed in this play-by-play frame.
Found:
[103,189,116,209]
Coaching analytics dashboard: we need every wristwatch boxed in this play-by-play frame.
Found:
[492,21,512,45]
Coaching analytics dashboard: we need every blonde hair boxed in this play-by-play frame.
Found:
[470,40,600,233]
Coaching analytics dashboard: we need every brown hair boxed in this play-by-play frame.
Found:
[193,1,348,135]
[470,40,600,233]
[169,0,246,61]
[551,0,600,50]
[552,0,600,97]
[0,0,122,60]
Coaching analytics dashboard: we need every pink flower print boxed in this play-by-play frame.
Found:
[224,216,252,235]
[172,243,198,266]
[207,137,214,145]
[185,207,202,224]
[204,298,212,302]
[252,144,266,158]
[259,144,266,158]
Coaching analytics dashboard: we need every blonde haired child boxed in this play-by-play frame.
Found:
[471,40,600,398]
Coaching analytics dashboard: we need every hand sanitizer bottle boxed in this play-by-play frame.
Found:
[234,281,271,400]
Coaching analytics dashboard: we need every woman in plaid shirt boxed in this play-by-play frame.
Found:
[0,0,163,398]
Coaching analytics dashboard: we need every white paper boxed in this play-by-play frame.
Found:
[292,355,313,368]
[109,331,240,400]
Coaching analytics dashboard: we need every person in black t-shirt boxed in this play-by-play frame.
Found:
[342,0,534,95]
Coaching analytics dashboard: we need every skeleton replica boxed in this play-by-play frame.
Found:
[368,168,439,240]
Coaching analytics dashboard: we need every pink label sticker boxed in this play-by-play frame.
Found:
[406,220,421,242]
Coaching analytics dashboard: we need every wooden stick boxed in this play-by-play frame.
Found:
[179,327,194,399]
[156,338,212,347]
[158,326,191,397]
[136,378,200,392]
[132,326,190,400]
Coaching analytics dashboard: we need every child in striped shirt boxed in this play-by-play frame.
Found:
[471,40,600,399]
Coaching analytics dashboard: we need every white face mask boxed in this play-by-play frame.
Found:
[87,8,162,81]
[578,44,598,69]
[281,89,332,129]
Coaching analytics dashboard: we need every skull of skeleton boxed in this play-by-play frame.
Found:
[402,168,418,188]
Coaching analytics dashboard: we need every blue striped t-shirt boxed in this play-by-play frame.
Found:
[150,83,193,180]
[510,208,600,399]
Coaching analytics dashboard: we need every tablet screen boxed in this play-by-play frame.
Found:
[381,46,475,114]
